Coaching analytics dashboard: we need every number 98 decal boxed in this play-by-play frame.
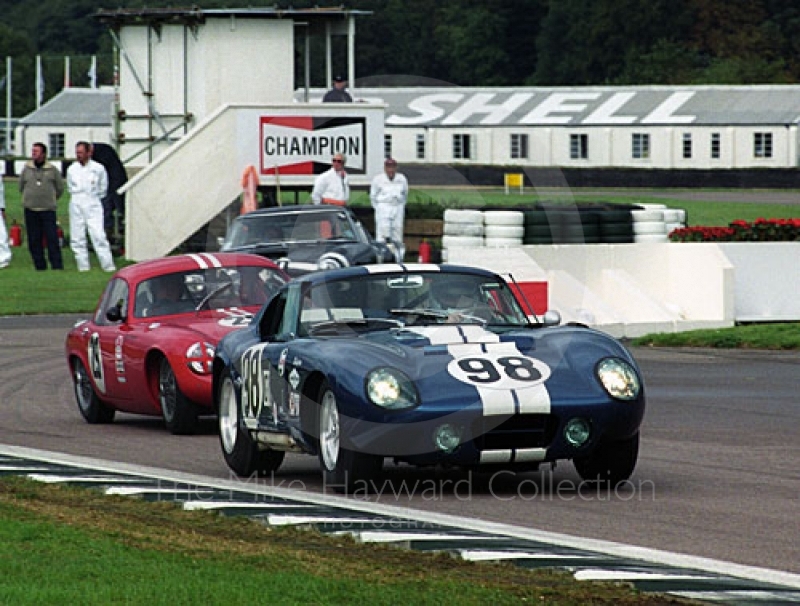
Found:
[447,354,550,390]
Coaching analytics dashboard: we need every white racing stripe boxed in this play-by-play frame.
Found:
[200,252,223,267]
[477,387,516,415]
[518,385,550,414]
[187,253,223,269]
[364,264,415,274]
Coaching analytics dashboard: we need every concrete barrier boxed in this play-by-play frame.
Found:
[447,242,752,338]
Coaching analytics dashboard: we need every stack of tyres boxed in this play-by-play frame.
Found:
[632,204,668,243]
[483,210,524,247]
[663,208,687,238]
[598,208,635,244]
[523,207,602,244]
[442,209,484,260]
[523,209,553,244]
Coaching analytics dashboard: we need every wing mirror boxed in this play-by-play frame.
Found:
[105,303,125,323]
[541,310,561,327]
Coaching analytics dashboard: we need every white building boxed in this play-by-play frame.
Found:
[303,85,800,170]
[21,83,800,172]
[13,87,114,166]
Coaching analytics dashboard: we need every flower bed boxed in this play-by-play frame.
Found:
[669,218,800,242]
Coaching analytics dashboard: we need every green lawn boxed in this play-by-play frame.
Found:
[0,477,687,605]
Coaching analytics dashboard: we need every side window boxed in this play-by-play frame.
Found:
[259,291,288,339]
[94,278,129,325]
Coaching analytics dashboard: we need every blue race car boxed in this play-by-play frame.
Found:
[212,264,645,491]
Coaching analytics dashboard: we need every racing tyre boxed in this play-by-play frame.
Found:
[159,358,199,435]
[218,374,285,477]
[72,358,115,424]
[318,381,382,493]
[574,432,639,487]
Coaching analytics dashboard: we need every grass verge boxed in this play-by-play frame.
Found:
[0,477,691,605]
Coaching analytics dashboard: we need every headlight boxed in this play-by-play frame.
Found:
[318,253,349,270]
[596,358,641,401]
[366,368,418,410]
[186,341,215,374]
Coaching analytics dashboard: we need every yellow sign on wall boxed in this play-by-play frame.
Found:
[504,173,524,194]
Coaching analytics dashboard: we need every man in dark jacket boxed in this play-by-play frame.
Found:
[18,142,65,270]
[322,75,353,103]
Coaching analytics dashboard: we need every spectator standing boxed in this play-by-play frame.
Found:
[311,154,350,206]
[66,141,116,272]
[18,142,65,270]
[0,175,11,269]
[370,157,408,260]
[322,75,353,103]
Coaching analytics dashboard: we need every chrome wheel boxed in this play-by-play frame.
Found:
[319,389,340,472]
[72,358,115,424]
[158,357,197,434]
[74,359,94,415]
[219,376,238,455]
[159,360,178,425]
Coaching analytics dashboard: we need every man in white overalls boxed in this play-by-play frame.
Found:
[369,157,408,261]
[66,141,115,272]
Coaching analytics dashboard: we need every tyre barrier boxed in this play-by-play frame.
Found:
[442,204,684,249]
[482,210,524,246]
[442,209,485,257]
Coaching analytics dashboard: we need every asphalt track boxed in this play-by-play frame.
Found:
[0,314,798,576]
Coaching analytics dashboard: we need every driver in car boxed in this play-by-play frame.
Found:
[429,278,493,323]
[146,273,194,316]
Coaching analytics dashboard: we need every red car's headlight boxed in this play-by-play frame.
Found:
[186,341,215,374]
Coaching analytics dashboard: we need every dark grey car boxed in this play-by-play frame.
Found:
[220,205,399,277]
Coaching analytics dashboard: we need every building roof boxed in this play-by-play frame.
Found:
[297,85,800,127]
[94,6,371,27]
[19,87,114,127]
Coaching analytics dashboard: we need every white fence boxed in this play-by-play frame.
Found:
[447,242,800,338]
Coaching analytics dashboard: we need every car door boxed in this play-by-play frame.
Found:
[240,283,302,432]
[84,278,135,405]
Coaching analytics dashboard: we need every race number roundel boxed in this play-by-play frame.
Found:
[447,353,551,390]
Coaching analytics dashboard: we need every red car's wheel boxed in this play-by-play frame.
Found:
[158,357,198,435]
[72,358,115,424]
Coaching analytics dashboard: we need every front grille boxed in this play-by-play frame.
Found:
[472,414,558,450]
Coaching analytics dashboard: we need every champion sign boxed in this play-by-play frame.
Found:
[260,116,366,176]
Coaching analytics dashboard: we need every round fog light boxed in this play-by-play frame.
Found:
[564,418,591,447]
[434,424,461,453]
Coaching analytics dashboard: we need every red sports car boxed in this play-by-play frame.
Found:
[65,253,289,434]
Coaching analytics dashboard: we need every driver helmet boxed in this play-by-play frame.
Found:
[430,276,481,310]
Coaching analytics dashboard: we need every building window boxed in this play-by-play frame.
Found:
[711,133,720,159]
[453,134,472,160]
[570,134,588,159]
[384,134,392,159]
[48,133,65,159]
[682,133,692,159]
[754,132,772,158]
[632,133,650,159]
[510,133,528,159]
[416,133,426,160]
